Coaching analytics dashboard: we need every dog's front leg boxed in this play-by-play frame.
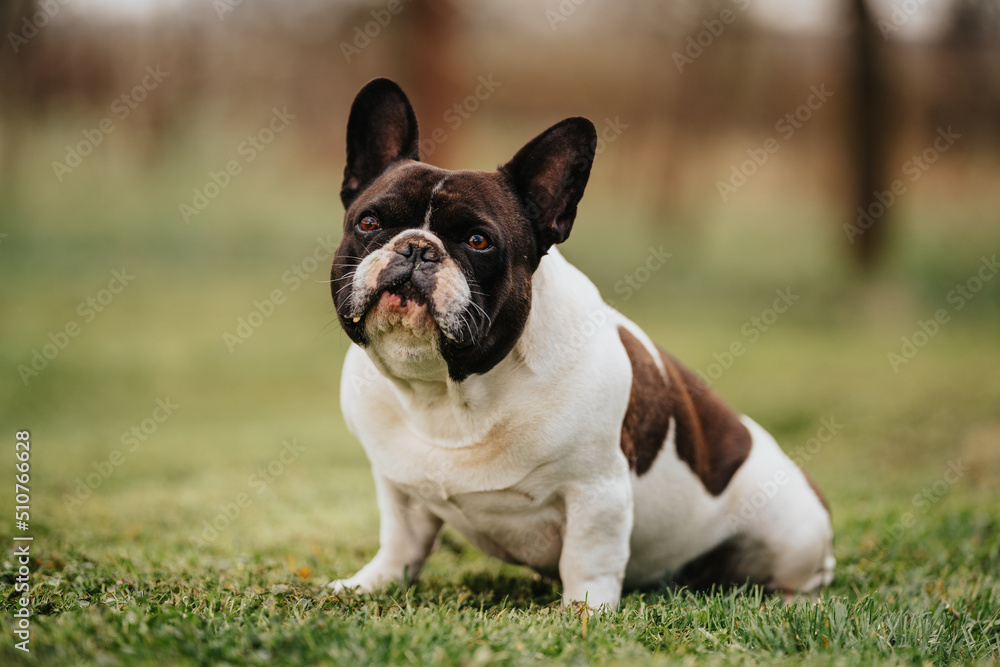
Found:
[558,471,633,610]
[329,474,443,594]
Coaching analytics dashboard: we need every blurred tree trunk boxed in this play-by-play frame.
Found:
[408,0,464,169]
[849,0,890,268]
[0,0,36,196]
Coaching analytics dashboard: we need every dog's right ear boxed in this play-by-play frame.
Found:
[499,117,596,258]
[341,78,420,209]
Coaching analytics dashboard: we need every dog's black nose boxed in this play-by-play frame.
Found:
[396,238,441,263]
[419,245,440,262]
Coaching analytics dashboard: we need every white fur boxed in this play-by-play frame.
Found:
[331,249,834,608]
[422,177,447,230]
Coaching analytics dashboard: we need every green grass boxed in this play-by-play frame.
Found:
[1,123,999,665]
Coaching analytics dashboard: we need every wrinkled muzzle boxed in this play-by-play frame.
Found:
[340,231,476,347]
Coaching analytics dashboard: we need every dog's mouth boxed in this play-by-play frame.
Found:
[350,279,430,320]
[347,279,438,336]
[384,281,425,308]
[345,279,475,349]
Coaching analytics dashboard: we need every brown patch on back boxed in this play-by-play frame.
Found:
[618,327,671,475]
[659,353,753,496]
[616,326,752,495]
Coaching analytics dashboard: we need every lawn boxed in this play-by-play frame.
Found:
[1,126,999,665]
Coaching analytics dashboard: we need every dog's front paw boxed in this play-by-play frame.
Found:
[566,599,615,617]
[327,561,406,594]
[327,576,373,594]
[562,576,622,612]
[563,597,618,615]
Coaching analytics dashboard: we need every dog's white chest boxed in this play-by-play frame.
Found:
[410,484,566,570]
[343,350,598,571]
[370,430,568,570]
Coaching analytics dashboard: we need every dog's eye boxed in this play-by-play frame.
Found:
[467,234,490,250]
[358,216,380,232]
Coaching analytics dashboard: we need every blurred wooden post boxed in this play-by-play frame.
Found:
[849,0,889,267]
[408,0,464,169]
[0,0,37,195]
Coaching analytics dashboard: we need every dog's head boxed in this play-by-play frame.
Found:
[332,78,596,382]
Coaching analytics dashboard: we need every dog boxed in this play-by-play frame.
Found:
[327,78,834,609]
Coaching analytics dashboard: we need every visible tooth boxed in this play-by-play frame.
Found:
[352,317,361,323]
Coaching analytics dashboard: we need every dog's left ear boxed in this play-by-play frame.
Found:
[341,78,420,208]
[500,117,596,256]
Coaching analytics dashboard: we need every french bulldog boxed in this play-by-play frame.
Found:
[328,78,834,608]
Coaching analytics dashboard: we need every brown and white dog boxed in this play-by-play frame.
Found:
[328,78,834,608]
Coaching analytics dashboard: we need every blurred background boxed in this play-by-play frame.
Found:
[1,0,998,574]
